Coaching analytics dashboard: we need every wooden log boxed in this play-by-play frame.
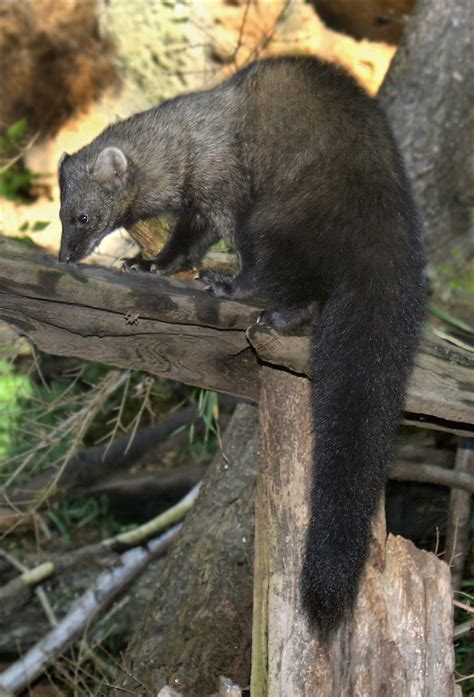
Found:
[252,368,459,697]
[246,323,474,436]
[0,238,472,435]
[0,238,260,401]
[127,217,169,259]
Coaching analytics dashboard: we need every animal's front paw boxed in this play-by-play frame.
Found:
[122,256,143,272]
[121,258,166,275]
[199,270,234,298]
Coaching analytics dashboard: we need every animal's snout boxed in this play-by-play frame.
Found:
[58,235,72,263]
[58,248,71,264]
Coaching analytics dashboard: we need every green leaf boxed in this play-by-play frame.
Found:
[428,304,473,334]
[7,236,38,248]
[32,221,50,232]
[7,118,28,141]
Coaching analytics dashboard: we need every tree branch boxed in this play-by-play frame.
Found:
[389,460,474,493]
[0,525,181,695]
[0,484,200,615]
[0,237,472,436]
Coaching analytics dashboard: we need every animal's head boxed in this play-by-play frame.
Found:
[58,146,135,263]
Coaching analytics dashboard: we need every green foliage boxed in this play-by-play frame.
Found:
[211,238,234,253]
[6,235,39,248]
[0,118,40,201]
[187,388,219,446]
[196,388,219,440]
[428,305,472,334]
[19,220,50,233]
[47,495,122,541]
[434,256,474,294]
[0,356,177,487]
[0,359,33,461]
[6,118,28,141]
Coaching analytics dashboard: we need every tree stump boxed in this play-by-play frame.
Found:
[252,368,459,697]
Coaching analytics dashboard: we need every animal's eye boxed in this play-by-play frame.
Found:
[78,214,89,224]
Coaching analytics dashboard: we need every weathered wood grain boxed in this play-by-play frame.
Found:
[252,368,458,697]
[0,239,260,401]
[246,324,474,436]
[0,238,472,434]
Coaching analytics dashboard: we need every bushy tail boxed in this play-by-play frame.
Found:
[301,273,424,638]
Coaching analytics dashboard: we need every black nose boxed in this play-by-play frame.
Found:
[58,251,71,263]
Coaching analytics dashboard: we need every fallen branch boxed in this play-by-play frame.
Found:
[0,483,201,616]
[389,460,474,493]
[453,599,474,615]
[4,405,205,509]
[0,524,181,694]
[445,439,474,589]
[397,443,454,467]
[453,620,473,640]
[79,463,207,502]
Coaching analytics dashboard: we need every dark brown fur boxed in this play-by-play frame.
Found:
[59,56,425,637]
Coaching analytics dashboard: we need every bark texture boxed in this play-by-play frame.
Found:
[379,0,474,266]
[252,368,459,697]
[311,0,416,43]
[112,403,258,696]
[1,238,473,436]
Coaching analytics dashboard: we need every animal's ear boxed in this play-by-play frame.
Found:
[91,146,128,189]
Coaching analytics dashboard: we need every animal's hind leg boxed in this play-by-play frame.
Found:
[199,268,257,300]
[258,303,317,335]
[198,217,267,300]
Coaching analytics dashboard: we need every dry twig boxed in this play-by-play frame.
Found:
[0,483,201,610]
[0,524,181,694]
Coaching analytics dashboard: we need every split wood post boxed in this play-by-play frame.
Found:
[252,367,460,697]
[445,438,474,590]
